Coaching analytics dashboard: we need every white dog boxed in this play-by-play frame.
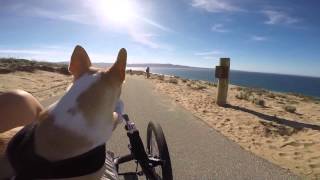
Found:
[0,45,126,179]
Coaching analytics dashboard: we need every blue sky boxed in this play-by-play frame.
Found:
[0,0,319,77]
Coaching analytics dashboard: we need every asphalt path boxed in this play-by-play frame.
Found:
[42,75,299,180]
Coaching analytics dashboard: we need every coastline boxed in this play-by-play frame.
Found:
[128,67,320,99]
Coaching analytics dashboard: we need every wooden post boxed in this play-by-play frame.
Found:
[216,58,230,106]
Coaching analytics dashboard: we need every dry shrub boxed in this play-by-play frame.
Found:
[181,78,188,83]
[267,93,276,99]
[192,84,207,90]
[235,86,244,91]
[259,121,301,137]
[157,75,165,81]
[235,91,253,101]
[252,98,266,107]
[277,94,287,99]
[168,78,178,84]
[283,105,296,113]
[205,81,217,87]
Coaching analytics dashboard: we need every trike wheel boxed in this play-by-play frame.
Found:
[146,121,173,180]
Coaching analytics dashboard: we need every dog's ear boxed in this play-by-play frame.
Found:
[109,48,127,82]
[69,45,92,79]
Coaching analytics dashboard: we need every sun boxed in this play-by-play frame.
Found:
[94,0,136,26]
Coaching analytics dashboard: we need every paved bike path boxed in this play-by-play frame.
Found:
[42,75,299,180]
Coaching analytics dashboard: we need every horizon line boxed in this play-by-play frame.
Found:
[1,57,319,78]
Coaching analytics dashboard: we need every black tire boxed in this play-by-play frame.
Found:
[146,121,173,180]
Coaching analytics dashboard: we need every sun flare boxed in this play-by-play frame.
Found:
[95,0,136,26]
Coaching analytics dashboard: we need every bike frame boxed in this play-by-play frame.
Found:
[113,114,163,179]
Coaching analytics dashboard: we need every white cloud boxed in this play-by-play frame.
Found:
[202,56,217,60]
[0,48,69,61]
[211,24,229,33]
[191,0,242,13]
[140,17,173,33]
[251,35,268,41]
[195,50,222,56]
[194,50,222,60]
[30,8,93,25]
[0,49,47,55]
[129,31,160,49]
[262,10,299,25]
[7,1,173,49]
[0,47,128,62]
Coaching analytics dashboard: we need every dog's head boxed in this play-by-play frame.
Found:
[68,45,126,119]
[50,45,126,144]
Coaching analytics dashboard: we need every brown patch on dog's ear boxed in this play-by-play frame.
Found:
[109,48,127,82]
[68,45,92,80]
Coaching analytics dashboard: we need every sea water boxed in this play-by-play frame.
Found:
[130,67,320,98]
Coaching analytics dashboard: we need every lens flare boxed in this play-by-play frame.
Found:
[94,0,136,26]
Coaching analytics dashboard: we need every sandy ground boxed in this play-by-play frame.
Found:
[130,72,320,179]
[0,70,72,101]
[1,70,320,178]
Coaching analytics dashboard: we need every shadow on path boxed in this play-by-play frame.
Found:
[226,104,320,130]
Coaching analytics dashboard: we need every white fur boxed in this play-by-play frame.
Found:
[50,72,114,149]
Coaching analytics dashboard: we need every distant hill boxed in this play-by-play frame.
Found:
[93,63,193,68]
[56,61,193,68]
[0,58,195,75]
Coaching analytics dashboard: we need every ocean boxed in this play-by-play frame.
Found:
[130,67,320,98]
